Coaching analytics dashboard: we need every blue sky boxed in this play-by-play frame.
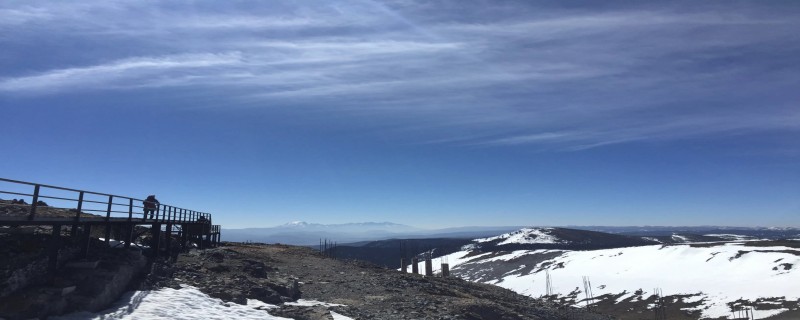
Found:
[1,1,798,229]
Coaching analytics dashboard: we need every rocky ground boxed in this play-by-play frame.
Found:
[0,201,610,319]
[147,243,613,320]
[0,234,149,319]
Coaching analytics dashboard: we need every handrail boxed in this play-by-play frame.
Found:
[0,177,145,201]
[0,177,214,224]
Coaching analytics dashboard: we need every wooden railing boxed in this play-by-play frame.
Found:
[0,177,212,224]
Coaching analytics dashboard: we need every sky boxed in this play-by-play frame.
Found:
[1,1,798,229]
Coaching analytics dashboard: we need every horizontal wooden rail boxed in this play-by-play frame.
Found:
[0,177,214,225]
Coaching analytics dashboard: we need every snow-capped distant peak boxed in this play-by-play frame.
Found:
[278,221,413,228]
[475,227,567,245]
[283,221,311,227]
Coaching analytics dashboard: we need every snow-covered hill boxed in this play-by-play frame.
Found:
[407,228,800,319]
[476,227,567,245]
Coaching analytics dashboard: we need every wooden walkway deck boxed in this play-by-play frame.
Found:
[0,177,223,273]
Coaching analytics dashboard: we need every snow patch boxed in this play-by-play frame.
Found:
[476,228,566,245]
[703,234,757,241]
[441,243,800,319]
[670,234,690,242]
[285,299,345,307]
[52,285,291,320]
[331,311,356,320]
[642,237,662,243]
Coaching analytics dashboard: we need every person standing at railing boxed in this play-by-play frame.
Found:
[144,195,160,219]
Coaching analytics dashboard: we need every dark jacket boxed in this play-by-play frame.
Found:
[144,195,160,209]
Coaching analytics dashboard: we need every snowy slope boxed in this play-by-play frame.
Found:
[52,285,354,320]
[408,235,800,319]
[476,227,566,245]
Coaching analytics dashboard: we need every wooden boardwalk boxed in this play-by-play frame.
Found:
[0,177,222,272]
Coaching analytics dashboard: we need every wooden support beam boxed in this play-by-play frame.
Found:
[72,191,84,236]
[151,223,161,258]
[165,223,173,255]
[81,225,92,258]
[48,224,62,273]
[180,224,188,250]
[125,222,133,248]
[27,184,40,221]
[105,195,113,245]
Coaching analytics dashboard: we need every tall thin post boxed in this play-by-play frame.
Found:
[128,198,133,221]
[180,224,188,249]
[48,224,62,273]
[72,191,84,237]
[151,223,161,258]
[126,198,134,248]
[198,223,205,250]
[74,191,84,222]
[105,195,113,244]
[424,251,433,276]
[141,199,147,222]
[165,222,173,257]
[81,225,92,258]
[27,184,40,220]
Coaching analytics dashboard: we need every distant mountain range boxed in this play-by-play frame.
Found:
[221,221,525,245]
[569,225,800,239]
[222,222,800,246]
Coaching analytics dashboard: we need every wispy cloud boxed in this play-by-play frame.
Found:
[0,53,242,92]
[1,1,798,150]
[0,6,52,25]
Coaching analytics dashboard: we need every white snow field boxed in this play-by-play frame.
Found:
[476,227,566,245]
[52,285,350,320]
[414,242,800,319]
